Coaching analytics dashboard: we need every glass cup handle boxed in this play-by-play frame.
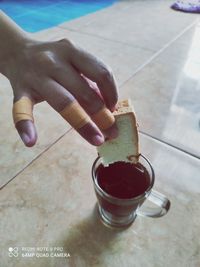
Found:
[137,190,171,218]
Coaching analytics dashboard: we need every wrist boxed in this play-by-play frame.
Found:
[0,36,31,77]
[0,11,30,76]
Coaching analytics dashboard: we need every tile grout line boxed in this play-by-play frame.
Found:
[1,129,199,191]
[0,128,73,191]
[57,18,198,88]
[119,18,199,88]
[57,25,156,53]
[57,17,199,58]
[140,131,200,160]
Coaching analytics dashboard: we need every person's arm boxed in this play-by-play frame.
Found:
[0,11,118,147]
[0,11,29,76]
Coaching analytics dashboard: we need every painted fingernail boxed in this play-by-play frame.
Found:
[92,134,105,146]
[21,132,30,145]
[21,132,36,147]
[110,104,117,112]
[109,125,118,139]
[103,124,119,140]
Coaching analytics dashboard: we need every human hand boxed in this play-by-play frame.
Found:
[2,37,118,147]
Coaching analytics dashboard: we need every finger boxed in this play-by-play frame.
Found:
[12,96,37,147]
[80,75,118,139]
[60,102,105,145]
[90,106,118,139]
[16,120,37,147]
[53,64,104,114]
[70,47,118,111]
[39,79,105,146]
[53,65,118,139]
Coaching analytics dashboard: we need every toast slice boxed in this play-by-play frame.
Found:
[97,99,140,166]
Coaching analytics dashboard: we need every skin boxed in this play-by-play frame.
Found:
[0,11,118,147]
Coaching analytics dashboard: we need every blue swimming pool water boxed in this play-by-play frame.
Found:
[0,0,116,32]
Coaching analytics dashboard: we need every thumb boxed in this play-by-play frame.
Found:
[13,96,37,147]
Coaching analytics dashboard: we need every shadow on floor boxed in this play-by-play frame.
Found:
[54,203,125,267]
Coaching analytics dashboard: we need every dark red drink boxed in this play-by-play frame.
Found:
[96,162,150,199]
[95,162,151,216]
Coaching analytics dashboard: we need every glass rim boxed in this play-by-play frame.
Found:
[91,154,155,203]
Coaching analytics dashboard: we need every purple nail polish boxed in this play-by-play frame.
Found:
[21,133,30,145]
[92,134,104,146]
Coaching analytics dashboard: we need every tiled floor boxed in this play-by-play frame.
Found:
[0,1,200,267]
[121,22,200,157]
[1,131,200,267]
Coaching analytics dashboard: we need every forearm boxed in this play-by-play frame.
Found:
[0,11,29,75]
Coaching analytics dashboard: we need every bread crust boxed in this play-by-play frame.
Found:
[97,99,140,165]
[115,102,139,163]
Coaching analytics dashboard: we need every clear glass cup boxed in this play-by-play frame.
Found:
[92,155,170,228]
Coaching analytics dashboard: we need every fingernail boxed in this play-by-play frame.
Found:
[110,105,117,112]
[21,133,30,145]
[92,134,105,146]
[109,125,118,139]
[103,124,118,140]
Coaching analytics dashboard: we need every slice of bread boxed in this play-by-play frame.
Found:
[97,99,140,166]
